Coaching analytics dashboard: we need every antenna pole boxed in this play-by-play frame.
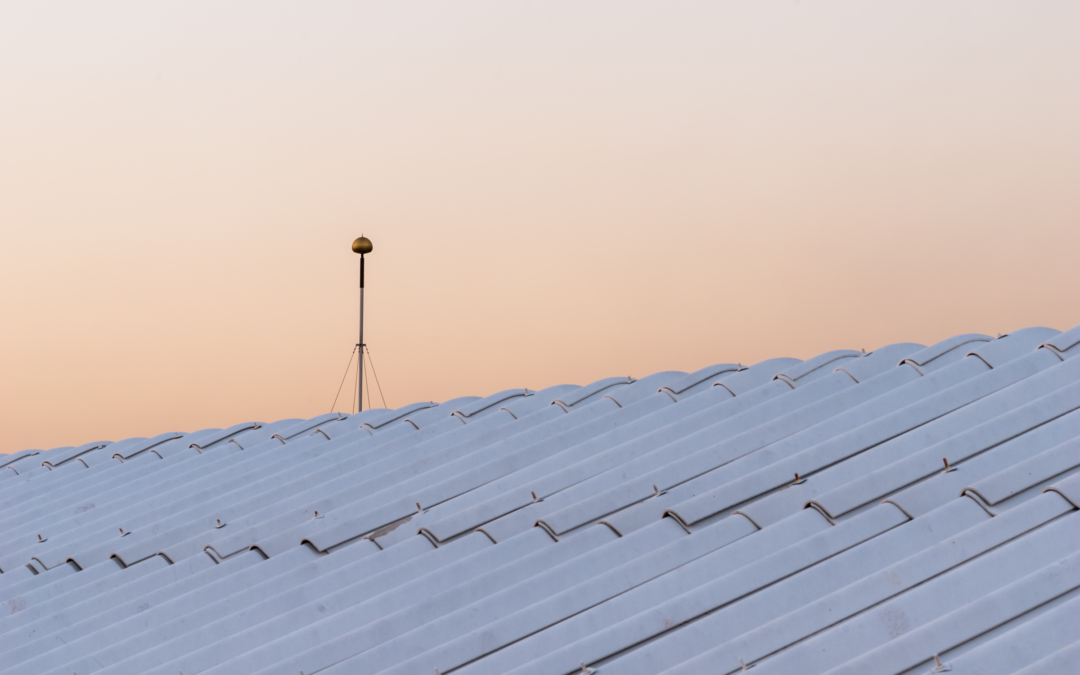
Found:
[358,253,365,413]
[351,236,374,413]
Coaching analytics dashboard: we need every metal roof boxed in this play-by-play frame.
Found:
[2,324,1080,675]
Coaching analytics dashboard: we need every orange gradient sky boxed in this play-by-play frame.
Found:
[2,2,1079,453]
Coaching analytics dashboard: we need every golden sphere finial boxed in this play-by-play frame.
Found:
[352,236,373,254]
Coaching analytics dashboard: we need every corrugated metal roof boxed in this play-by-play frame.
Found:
[2,324,1080,675]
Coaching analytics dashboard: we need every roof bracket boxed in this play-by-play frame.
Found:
[731,511,763,531]
[418,528,442,548]
[601,394,623,408]
[596,520,623,537]
[711,382,738,397]
[203,547,224,564]
[802,501,838,525]
[300,539,330,555]
[534,520,560,542]
[961,492,998,517]
[1042,485,1080,510]
[879,499,915,521]
[661,510,692,534]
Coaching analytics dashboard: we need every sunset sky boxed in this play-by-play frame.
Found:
[1,1,1078,453]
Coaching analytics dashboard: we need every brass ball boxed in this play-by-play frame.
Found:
[352,236,373,254]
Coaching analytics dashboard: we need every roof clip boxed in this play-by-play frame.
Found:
[942,458,957,474]
[531,491,543,503]
[580,662,596,674]
[792,472,807,486]
[119,527,130,537]
[739,658,754,671]
[37,534,47,543]
[416,502,423,514]
[215,519,226,529]
[653,484,667,497]
[930,654,952,672]
[313,511,324,519]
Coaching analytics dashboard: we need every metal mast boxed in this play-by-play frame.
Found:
[351,235,373,412]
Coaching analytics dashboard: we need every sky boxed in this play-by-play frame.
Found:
[1,1,1078,453]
